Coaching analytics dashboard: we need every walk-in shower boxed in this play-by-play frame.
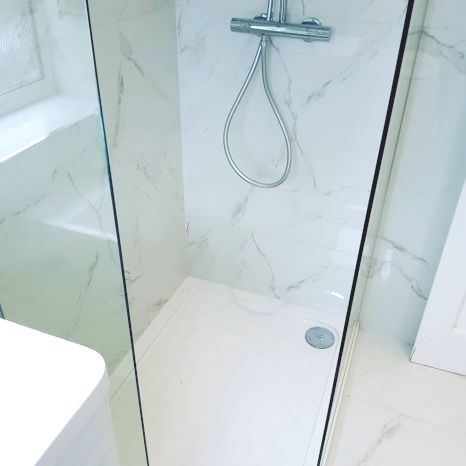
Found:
[0,0,426,465]
[223,0,331,187]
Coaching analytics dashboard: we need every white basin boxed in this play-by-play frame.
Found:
[0,319,119,465]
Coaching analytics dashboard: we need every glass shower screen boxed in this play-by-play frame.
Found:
[0,1,147,464]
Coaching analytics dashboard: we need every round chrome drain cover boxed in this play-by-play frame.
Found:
[305,327,335,349]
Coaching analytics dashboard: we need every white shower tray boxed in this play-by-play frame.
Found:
[121,277,343,466]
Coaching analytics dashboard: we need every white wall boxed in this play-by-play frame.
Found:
[89,0,187,340]
[361,0,466,344]
[177,0,410,315]
[412,179,466,373]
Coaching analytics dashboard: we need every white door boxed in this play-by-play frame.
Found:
[412,178,466,375]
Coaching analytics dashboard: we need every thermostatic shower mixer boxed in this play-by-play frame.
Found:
[230,1,331,42]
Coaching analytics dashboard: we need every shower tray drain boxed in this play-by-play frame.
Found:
[305,327,335,349]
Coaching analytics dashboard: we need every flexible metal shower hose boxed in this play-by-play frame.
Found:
[223,34,292,188]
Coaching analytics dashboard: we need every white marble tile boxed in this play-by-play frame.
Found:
[424,0,466,31]
[360,24,466,343]
[32,0,90,44]
[327,395,466,466]
[90,6,187,339]
[177,0,407,313]
[187,222,358,313]
[344,0,408,24]
[359,244,432,343]
[89,0,173,28]
[345,331,466,435]
[0,115,133,373]
[327,330,466,466]
[175,0,408,25]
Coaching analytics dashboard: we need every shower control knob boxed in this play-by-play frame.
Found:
[302,17,323,27]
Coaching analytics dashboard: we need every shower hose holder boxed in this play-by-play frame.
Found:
[230,15,331,42]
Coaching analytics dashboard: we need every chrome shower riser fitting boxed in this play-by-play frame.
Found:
[230,17,331,42]
[223,0,332,188]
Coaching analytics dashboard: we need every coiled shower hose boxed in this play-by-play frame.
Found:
[223,7,291,188]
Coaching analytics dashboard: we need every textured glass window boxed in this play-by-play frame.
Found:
[0,0,42,96]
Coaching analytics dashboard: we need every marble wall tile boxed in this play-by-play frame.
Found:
[88,1,187,340]
[31,0,98,102]
[177,0,408,314]
[360,1,466,343]
[90,0,172,28]
[0,115,131,373]
[424,0,466,31]
[175,0,408,24]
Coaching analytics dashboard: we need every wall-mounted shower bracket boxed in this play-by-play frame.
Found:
[230,16,331,42]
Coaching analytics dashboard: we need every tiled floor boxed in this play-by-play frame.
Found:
[327,330,466,466]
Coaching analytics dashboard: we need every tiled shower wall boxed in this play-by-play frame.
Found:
[360,0,466,344]
[89,0,187,340]
[177,0,410,314]
[89,0,413,342]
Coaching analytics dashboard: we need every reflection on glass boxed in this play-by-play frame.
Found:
[0,1,147,464]
[321,0,429,462]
